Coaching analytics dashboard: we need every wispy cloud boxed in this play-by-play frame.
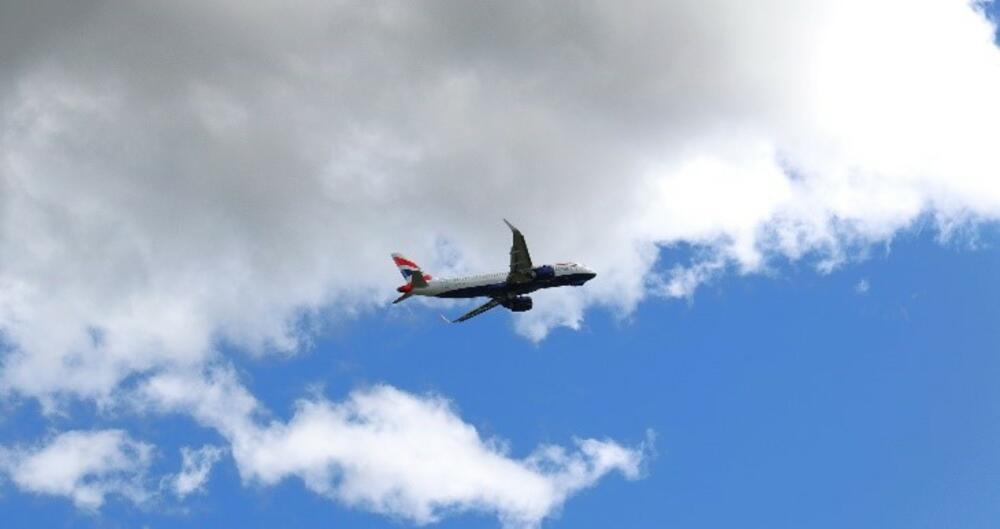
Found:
[137,368,647,528]
[170,445,225,498]
[0,430,154,510]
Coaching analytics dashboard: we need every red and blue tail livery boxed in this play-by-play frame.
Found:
[392,253,431,297]
[392,253,422,280]
[390,220,596,322]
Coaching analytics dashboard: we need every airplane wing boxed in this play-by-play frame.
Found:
[448,298,502,323]
[504,219,534,284]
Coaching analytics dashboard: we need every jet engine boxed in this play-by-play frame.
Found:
[531,265,555,280]
[503,296,533,312]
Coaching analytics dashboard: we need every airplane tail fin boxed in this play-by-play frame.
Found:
[392,253,430,295]
[392,253,422,280]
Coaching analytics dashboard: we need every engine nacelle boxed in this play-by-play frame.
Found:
[503,296,533,312]
[531,265,555,280]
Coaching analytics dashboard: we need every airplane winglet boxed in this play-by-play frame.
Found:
[503,218,516,231]
[440,314,453,324]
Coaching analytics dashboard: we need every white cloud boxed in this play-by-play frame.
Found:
[660,257,728,300]
[855,279,871,294]
[171,445,225,498]
[0,429,154,510]
[138,369,646,528]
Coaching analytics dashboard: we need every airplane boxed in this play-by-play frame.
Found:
[391,220,597,322]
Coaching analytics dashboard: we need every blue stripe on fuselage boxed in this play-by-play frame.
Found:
[437,282,508,298]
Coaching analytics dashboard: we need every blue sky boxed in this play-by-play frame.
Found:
[3,227,1000,529]
[2,2,1000,528]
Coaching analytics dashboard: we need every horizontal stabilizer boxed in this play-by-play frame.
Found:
[392,292,412,304]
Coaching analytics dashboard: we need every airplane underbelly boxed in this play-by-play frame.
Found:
[437,282,507,299]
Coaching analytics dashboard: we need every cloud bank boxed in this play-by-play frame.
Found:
[2,0,999,399]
